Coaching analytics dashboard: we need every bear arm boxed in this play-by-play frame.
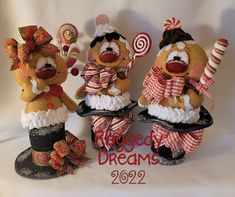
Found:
[60,91,77,112]
[20,81,37,102]
[107,78,130,96]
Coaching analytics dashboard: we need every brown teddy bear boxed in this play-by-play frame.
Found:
[138,17,228,165]
[5,26,87,179]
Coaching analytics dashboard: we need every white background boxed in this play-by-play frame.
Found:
[0,0,235,196]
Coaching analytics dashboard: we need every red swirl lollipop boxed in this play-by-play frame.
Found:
[125,32,152,75]
[132,32,152,58]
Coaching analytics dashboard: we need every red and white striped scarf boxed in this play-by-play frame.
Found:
[81,63,117,94]
[142,67,185,104]
[152,124,204,157]
[91,112,133,150]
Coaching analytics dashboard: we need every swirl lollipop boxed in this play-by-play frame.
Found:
[125,32,152,75]
[132,32,152,58]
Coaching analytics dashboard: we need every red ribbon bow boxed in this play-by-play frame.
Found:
[5,26,59,71]
[142,67,185,104]
[189,79,215,109]
[49,131,89,176]
[81,63,117,94]
[35,84,63,100]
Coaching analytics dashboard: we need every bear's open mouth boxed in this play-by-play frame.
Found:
[99,51,119,63]
[166,60,188,73]
[36,64,57,80]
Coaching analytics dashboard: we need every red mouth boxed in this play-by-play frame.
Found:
[99,51,119,63]
[36,66,57,80]
[166,60,188,73]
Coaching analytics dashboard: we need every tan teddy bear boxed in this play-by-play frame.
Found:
[76,14,134,150]
[138,17,222,165]
[5,26,87,179]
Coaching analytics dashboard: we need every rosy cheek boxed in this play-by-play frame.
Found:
[189,66,204,79]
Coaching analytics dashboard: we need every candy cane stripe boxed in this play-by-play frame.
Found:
[199,38,228,86]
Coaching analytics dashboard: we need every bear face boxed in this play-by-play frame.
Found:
[155,41,208,81]
[88,35,132,69]
[13,52,67,87]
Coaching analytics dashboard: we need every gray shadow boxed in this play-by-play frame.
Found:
[187,8,235,162]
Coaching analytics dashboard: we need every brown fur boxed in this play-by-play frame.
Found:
[138,42,208,110]
[12,52,77,113]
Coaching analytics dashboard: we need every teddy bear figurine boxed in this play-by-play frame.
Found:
[76,14,151,151]
[138,17,228,165]
[5,26,88,179]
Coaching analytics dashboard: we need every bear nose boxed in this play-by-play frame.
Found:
[106,47,113,52]
[173,56,181,61]
[45,63,52,68]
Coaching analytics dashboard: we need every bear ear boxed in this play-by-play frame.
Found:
[5,38,21,70]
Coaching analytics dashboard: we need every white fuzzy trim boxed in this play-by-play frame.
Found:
[165,44,172,51]
[21,105,68,130]
[185,40,196,45]
[182,95,193,110]
[119,37,133,59]
[93,24,117,37]
[85,92,131,111]
[30,80,43,95]
[147,104,200,124]
[176,41,185,50]
[110,85,121,96]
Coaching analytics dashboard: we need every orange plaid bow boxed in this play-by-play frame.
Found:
[5,25,59,71]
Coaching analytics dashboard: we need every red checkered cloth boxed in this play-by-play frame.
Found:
[92,112,133,150]
[81,63,117,94]
[152,124,204,157]
[142,67,185,104]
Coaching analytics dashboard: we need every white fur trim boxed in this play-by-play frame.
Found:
[30,80,42,95]
[119,37,133,59]
[30,80,50,94]
[157,47,164,57]
[84,92,131,111]
[93,24,117,37]
[185,40,196,45]
[182,95,193,111]
[110,85,121,96]
[138,101,147,108]
[147,104,200,124]
[176,41,185,50]
[165,44,172,51]
[21,105,68,130]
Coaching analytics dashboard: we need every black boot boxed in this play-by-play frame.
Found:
[152,144,185,165]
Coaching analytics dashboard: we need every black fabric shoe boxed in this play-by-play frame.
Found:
[152,145,185,165]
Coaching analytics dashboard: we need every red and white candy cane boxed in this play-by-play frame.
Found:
[125,32,152,75]
[200,38,228,86]
[189,38,228,109]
